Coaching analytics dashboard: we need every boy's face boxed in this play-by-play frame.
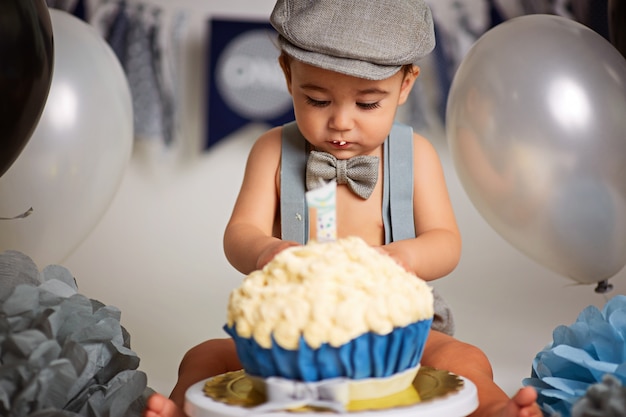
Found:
[282,59,417,158]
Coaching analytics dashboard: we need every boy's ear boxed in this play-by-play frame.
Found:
[279,55,293,94]
[398,65,419,105]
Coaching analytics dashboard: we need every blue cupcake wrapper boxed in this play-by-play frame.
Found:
[224,318,432,382]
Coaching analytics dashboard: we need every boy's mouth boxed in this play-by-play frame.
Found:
[331,140,348,147]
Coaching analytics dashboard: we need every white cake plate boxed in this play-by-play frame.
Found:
[185,376,478,417]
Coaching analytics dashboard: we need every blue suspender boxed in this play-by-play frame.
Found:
[280,122,415,244]
[280,122,308,243]
[384,122,416,243]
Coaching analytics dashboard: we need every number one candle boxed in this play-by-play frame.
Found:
[305,179,337,242]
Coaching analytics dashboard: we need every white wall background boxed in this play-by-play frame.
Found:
[58,0,626,398]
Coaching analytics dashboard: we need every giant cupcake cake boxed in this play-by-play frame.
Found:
[223,236,434,410]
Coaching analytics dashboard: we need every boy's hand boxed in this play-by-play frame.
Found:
[256,240,301,270]
[377,246,413,275]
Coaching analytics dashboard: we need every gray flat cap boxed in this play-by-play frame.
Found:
[270,0,435,80]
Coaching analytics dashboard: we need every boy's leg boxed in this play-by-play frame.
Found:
[144,338,242,417]
[421,331,541,417]
[170,338,242,406]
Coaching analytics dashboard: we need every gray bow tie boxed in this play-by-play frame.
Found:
[306,151,379,199]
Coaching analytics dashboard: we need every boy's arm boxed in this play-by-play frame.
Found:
[223,128,299,275]
[382,133,461,281]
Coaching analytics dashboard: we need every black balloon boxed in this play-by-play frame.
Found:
[609,0,626,59]
[0,0,54,178]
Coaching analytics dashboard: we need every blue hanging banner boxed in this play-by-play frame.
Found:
[205,18,294,150]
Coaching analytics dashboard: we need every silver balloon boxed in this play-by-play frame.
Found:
[446,14,626,285]
[0,10,133,267]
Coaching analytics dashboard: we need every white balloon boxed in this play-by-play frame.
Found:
[0,10,133,266]
[446,15,626,286]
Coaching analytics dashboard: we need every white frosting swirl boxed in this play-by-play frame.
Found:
[227,237,434,350]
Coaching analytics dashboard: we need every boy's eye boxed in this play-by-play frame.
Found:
[357,102,381,110]
[305,97,329,107]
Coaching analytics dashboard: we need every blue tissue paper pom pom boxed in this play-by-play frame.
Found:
[523,295,626,417]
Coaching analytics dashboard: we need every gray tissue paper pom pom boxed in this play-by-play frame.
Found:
[572,374,626,417]
[0,250,153,417]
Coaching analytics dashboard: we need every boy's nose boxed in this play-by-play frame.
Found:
[328,107,354,131]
